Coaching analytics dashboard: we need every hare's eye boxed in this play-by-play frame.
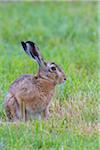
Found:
[50,66,56,71]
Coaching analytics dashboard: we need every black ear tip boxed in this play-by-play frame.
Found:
[21,41,25,45]
[26,41,36,47]
[21,41,26,50]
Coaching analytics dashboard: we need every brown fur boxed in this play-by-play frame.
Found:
[5,74,55,121]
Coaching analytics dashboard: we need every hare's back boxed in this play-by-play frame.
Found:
[9,74,35,94]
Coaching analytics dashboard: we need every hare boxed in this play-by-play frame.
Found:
[4,41,66,121]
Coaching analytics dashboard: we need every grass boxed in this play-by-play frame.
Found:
[0,1,99,150]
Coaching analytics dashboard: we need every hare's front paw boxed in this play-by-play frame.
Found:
[43,108,49,120]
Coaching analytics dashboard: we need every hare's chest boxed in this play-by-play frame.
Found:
[39,88,54,102]
[26,90,54,112]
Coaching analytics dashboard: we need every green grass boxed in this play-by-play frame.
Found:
[0,1,99,150]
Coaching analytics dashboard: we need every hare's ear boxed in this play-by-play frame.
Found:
[21,41,46,67]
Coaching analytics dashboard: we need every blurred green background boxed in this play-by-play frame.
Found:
[0,2,99,150]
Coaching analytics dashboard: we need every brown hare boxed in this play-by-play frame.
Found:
[4,41,66,121]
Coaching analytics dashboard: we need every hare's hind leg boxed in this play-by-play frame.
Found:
[5,95,19,121]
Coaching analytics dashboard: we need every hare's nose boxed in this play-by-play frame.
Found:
[64,77,66,81]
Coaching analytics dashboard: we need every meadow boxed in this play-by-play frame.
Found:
[0,1,99,150]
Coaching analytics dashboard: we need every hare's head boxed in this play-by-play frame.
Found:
[21,41,66,85]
